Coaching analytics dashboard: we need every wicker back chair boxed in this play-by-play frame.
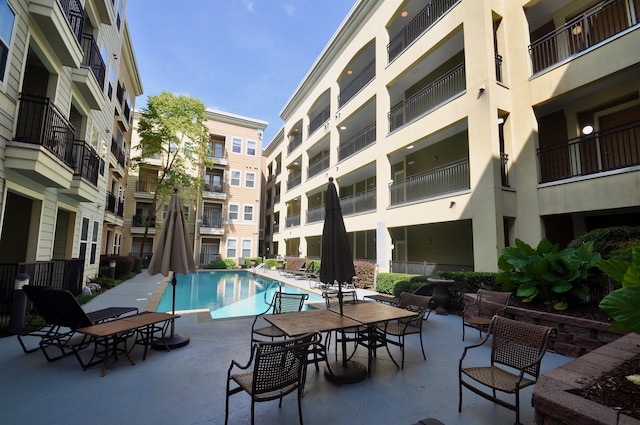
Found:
[251,292,309,344]
[225,332,320,425]
[378,292,432,369]
[458,315,555,425]
[462,289,511,340]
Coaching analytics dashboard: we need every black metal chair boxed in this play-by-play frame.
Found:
[459,315,555,425]
[225,332,320,425]
[462,289,511,340]
[251,291,308,344]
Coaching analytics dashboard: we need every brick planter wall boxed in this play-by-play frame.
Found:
[505,305,625,357]
[533,332,640,425]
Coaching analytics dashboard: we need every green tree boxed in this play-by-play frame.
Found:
[130,91,212,258]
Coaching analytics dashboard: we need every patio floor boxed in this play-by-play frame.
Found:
[0,269,571,425]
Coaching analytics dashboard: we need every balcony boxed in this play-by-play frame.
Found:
[208,153,228,166]
[340,188,376,216]
[131,214,156,234]
[203,183,226,200]
[388,63,465,132]
[306,206,325,224]
[287,133,302,154]
[308,106,330,135]
[105,192,124,218]
[387,0,460,62]
[92,0,114,25]
[529,0,639,75]
[201,212,224,236]
[338,123,376,161]
[59,141,100,202]
[338,59,375,107]
[287,174,302,191]
[285,214,301,228]
[110,138,126,176]
[72,34,106,110]
[307,156,330,179]
[389,158,470,206]
[29,0,84,67]
[537,120,640,184]
[8,94,75,188]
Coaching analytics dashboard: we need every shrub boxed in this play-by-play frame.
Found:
[265,258,278,269]
[375,272,418,294]
[223,258,237,269]
[354,261,375,288]
[497,238,600,310]
[99,255,135,280]
[392,280,414,297]
[568,226,640,260]
[205,259,227,269]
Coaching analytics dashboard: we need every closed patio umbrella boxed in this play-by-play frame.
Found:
[147,189,196,348]
[320,177,366,383]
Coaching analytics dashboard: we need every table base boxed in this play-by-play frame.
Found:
[324,360,367,384]
[152,333,190,350]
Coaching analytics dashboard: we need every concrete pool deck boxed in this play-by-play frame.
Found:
[0,268,571,425]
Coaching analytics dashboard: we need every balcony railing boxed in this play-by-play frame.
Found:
[80,34,106,88]
[59,0,84,44]
[495,53,503,83]
[273,223,280,233]
[387,0,460,62]
[110,138,126,167]
[307,155,330,178]
[287,133,302,154]
[338,123,376,161]
[388,63,465,132]
[341,188,377,216]
[308,106,330,135]
[390,158,470,206]
[202,211,223,228]
[204,183,224,193]
[529,0,639,74]
[285,214,301,228]
[199,253,221,266]
[306,206,325,224]
[537,120,640,183]
[133,215,156,227]
[287,174,302,190]
[72,140,99,186]
[136,179,157,193]
[338,59,375,107]
[106,192,117,214]
[15,93,75,167]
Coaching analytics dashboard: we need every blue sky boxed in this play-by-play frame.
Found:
[126,0,356,146]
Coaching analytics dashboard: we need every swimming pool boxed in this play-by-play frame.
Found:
[155,271,322,319]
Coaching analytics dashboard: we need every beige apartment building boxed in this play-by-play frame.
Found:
[124,109,267,268]
[0,0,142,287]
[263,0,640,274]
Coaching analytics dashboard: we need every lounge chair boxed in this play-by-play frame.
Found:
[459,315,554,425]
[19,285,137,362]
[462,289,511,340]
[225,332,321,425]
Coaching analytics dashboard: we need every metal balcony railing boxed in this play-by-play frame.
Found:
[389,158,470,206]
[285,214,301,228]
[338,123,376,161]
[59,0,84,44]
[15,93,75,167]
[387,0,460,62]
[340,188,376,216]
[110,138,126,167]
[71,140,99,186]
[308,106,330,135]
[201,211,222,228]
[307,156,330,178]
[537,120,640,183]
[529,0,639,74]
[136,179,157,193]
[204,183,224,193]
[106,192,117,214]
[80,34,106,88]
[388,63,465,132]
[287,174,302,190]
[287,133,302,154]
[306,206,325,224]
[338,59,375,107]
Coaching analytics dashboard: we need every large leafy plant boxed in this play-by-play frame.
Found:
[497,239,600,310]
[597,245,640,334]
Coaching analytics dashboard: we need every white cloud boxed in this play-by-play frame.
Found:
[242,0,255,12]
[283,3,296,17]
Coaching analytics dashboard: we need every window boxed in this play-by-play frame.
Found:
[242,239,252,258]
[232,137,242,154]
[228,204,239,221]
[90,221,99,264]
[245,172,255,188]
[226,238,237,258]
[243,205,254,221]
[79,218,89,259]
[246,140,257,156]
[0,0,15,83]
[209,135,225,158]
[230,170,241,186]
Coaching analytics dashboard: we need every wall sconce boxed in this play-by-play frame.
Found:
[479,86,485,94]
[407,160,415,165]
[582,125,594,135]
[449,201,456,208]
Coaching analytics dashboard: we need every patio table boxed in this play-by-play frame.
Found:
[77,311,178,376]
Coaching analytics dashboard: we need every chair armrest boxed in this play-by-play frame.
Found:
[228,344,257,375]
[459,332,491,365]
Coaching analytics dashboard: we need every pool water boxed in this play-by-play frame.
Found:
[156,271,322,319]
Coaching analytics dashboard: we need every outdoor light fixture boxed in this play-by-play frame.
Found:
[450,201,456,208]
[582,125,594,135]
[406,145,414,150]
[339,125,347,130]
[401,10,408,17]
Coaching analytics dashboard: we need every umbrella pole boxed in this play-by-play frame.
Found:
[153,272,190,350]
